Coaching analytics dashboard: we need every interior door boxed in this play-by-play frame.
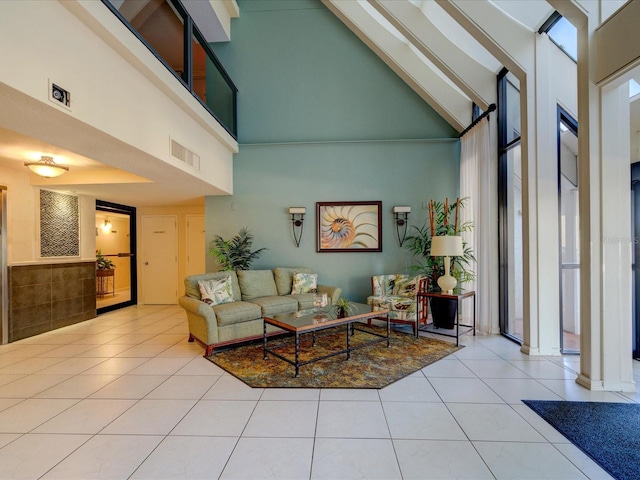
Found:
[142,215,178,304]
[186,214,205,277]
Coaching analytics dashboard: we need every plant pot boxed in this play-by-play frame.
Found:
[430,296,457,329]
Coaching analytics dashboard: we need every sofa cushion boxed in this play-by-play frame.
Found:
[212,301,262,327]
[198,277,234,306]
[184,271,240,301]
[237,270,278,300]
[291,272,318,294]
[248,296,299,317]
[287,293,316,310]
[273,267,313,296]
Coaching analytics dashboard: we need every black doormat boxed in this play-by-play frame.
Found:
[206,325,462,388]
[524,400,640,480]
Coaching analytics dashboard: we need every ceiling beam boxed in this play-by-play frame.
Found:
[323,0,471,132]
[369,0,495,110]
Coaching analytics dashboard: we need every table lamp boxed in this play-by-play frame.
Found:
[430,235,464,294]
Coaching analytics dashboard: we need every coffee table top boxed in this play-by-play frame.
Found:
[264,303,388,333]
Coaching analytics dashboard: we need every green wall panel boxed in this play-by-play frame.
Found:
[205,0,462,301]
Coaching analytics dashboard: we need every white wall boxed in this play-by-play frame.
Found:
[0,0,236,193]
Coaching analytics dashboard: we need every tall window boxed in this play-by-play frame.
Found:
[498,69,524,343]
[558,109,580,354]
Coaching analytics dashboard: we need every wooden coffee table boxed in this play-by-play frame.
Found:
[263,303,390,377]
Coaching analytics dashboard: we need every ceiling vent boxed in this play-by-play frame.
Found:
[170,138,200,171]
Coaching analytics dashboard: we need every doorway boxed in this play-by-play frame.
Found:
[96,200,137,314]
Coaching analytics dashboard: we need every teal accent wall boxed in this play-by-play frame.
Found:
[206,0,461,302]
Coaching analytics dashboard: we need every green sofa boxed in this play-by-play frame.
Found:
[179,267,342,355]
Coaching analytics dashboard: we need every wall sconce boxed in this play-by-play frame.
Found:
[393,206,411,246]
[24,156,69,178]
[289,207,306,247]
[101,219,112,233]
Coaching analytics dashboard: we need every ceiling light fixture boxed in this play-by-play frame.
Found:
[24,156,69,178]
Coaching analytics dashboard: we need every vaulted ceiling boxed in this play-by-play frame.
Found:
[3,0,640,207]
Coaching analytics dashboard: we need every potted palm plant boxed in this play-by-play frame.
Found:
[404,198,475,328]
[209,227,267,271]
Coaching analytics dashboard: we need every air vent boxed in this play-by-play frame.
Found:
[170,138,200,171]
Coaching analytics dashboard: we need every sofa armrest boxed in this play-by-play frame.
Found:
[178,296,220,347]
[178,296,216,318]
[317,285,342,305]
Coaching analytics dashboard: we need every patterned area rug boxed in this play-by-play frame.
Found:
[205,324,462,388]
[524,400,640,480]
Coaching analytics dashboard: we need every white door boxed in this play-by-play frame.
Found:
[142,215,178,304]
[186,215,205,277]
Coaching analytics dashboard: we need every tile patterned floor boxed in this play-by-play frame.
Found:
[0,305,636,479]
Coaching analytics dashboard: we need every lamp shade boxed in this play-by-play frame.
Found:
[430,235,463,256]
[24,156,69,178]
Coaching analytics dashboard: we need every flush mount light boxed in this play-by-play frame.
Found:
[24,156,69,178]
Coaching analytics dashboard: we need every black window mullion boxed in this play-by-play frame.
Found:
[184,15,193,88]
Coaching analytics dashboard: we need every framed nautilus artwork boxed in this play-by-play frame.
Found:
[316,201,382,252]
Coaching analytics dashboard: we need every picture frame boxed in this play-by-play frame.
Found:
[316,201,382,252]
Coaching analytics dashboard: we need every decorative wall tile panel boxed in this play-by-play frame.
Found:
[40,190,79,257]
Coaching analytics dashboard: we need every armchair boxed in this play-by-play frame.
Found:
[366,274,428,336]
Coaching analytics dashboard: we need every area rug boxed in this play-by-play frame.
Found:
[206,325,462,388]
[523,400,640,480]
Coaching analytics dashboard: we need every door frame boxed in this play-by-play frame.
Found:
[96,200,137,314]
[0,186,6,345]
[632,162,640,359]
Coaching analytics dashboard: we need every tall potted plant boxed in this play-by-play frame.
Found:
[209,227,267,271]
[404,198,475,328]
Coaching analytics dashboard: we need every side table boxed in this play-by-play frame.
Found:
[96,269,115,297]
[417,291,476,346]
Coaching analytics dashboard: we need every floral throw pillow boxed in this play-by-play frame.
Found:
[291,272,318,294]
[198,276,234,306]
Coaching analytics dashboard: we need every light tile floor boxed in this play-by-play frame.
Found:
[0,305,637,479]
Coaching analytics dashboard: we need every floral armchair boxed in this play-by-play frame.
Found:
[366,274,428,336]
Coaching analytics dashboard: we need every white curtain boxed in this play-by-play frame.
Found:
[460,117,493,334]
